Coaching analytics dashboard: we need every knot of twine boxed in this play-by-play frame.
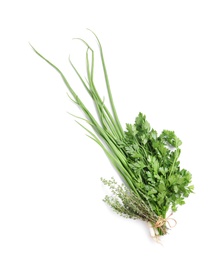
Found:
[148,213,177,243]
[154,213,177,233]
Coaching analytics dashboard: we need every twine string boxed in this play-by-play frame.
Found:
[154,212,177,230]
[148,213,177,243]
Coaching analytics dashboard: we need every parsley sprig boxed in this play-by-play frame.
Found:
[31,30,194,237]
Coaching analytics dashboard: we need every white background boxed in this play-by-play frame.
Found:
[0,0,221,259]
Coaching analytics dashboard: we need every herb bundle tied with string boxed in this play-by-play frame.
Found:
[31,30,194,240]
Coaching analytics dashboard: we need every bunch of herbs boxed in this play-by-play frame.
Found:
[31,30,194,237]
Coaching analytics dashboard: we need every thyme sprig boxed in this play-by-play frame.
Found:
[101,178,158,222]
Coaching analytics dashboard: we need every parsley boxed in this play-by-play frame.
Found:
[31,30,194,238]
[122,113,193,216]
